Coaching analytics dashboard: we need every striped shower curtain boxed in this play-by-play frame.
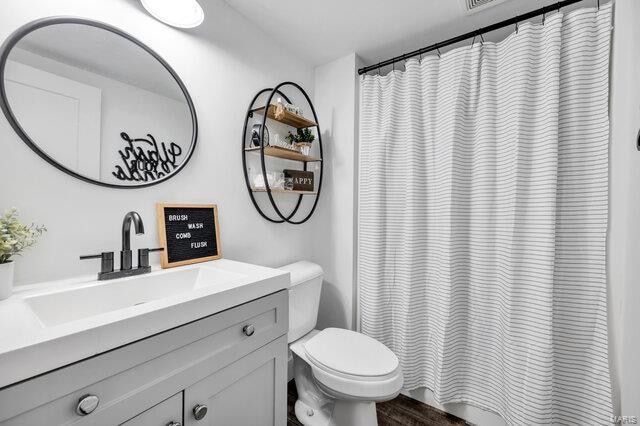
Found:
[358,4,612,425]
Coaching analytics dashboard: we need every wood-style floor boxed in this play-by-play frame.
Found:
[287,380,468,426]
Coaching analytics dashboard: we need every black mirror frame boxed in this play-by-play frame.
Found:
[0,16,198,189]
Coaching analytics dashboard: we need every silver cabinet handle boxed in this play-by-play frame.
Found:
[243,324,255,336]
[193,404,208,420]
[76,394,99,415]
[166,422,182,426]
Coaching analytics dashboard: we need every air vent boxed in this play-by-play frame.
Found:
[461,0,509,13]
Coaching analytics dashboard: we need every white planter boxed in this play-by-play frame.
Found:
[296,142,312,156]
[0,261,14,300]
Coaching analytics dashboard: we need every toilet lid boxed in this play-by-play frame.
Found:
[304,328,399,377]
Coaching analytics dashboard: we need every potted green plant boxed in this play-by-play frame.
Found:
[285,128,316,156]
[0,208,46,299]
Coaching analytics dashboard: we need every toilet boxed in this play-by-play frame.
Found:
[280,261,403,426]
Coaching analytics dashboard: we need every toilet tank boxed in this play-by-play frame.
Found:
[279,261,323,343]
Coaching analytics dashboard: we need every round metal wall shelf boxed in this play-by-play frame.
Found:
[242,82,323,224]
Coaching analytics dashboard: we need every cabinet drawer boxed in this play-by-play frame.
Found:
[121,392,182,426]
[0,290,287,425]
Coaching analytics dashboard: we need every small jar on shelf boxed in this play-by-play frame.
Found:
[251,169,285,190]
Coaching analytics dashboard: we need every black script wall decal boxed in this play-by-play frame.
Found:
[112,132,183,182]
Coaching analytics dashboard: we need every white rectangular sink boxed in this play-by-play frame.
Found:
[0,258,290,389]
[24,264,246,327]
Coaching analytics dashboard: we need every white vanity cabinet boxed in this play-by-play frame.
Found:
[0,290,288,426]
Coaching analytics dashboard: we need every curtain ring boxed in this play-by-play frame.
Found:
[470,34,477,48]
[515,21,519,34]
[435,43,441,58]
[377,63,381,76]
[419,50,422,61]
[392,59,395,72]
[479,33,485,44]
[542,11,546,25]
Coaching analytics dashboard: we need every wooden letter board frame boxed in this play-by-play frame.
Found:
[156,203,222,269]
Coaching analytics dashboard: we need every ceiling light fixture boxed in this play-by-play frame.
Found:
[140,0,204,28]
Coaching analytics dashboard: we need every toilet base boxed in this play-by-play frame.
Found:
[292,345,333,426]
[294,399,332,426]
[294,398,378,426]
[332,400,378,426]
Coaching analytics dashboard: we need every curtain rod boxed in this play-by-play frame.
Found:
[358,0,593,75]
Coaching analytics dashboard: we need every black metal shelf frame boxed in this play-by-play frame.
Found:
[241,82,323,224]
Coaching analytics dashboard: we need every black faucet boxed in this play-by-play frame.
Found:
[80,211,163,281]
[121,211,145,270]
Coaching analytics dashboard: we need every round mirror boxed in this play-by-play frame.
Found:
[0,18,197,188]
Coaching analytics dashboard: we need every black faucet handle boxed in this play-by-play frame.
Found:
[79,254,101,260]
[80,252,114,274]
[137,247,165,268]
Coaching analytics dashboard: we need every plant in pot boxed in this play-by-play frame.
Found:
[0,208,46,300]
[286,128,316,156]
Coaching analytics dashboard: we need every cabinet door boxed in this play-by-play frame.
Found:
[184,336,287,426]
[121,392,182,426]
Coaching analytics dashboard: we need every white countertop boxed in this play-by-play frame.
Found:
[0,259,289,389]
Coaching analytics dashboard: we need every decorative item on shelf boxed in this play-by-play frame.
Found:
[250,124,269,147]
[272,133,297,151]
[284,169,314,192]
[284,177,294,191]
[286,128,316,156]
[285,102,303,117]
[275,98,303,120]
[0,208,46,300]
[156,203,221,269]
[252,171,285,190]
[274,98,286,121]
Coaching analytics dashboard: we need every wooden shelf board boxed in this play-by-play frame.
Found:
[252,104,318,128]
[244,146,321,162]
[251,188,317,195]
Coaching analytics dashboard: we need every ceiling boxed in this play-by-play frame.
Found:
[222,0,591,68]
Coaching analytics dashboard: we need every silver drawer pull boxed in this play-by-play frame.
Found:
[242,324,255,336]
[193,404,208,420]
[76,394,99,415]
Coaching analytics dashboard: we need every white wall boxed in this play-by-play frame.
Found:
[310,53,362,330]
[0,0,316,285]
[609,0,640,419]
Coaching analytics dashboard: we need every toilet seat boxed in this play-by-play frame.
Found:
[305,328,399,378]
[303,328,403,401]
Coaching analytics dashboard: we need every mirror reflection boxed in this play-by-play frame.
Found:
[2,21,196,187]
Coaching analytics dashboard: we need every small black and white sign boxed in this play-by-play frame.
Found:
[156,203,221,268]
